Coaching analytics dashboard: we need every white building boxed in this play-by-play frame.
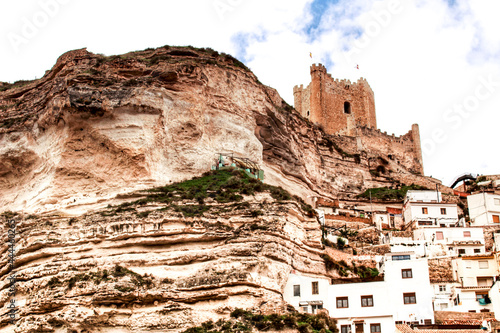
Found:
[431,282,460,311]
[449,254,499,313]
[380,252,434,324]
[406,190,442,203]
[468,192,500,226]
[329,280,395,333]
[283,272,331,314]
[403,190,460,228]
[413,227,485,256]
[284,252,434,332]
[487,280,500,320]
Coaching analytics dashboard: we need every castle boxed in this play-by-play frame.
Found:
[294,64,424,175]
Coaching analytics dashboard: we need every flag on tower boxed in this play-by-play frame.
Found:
[356,64,359,70]
[309,52,312,58]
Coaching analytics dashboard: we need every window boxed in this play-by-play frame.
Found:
[300,305,308,313]
[463,231,471,237]
[293,285,300,297]
[311,304,323,313]
[307,110,310,117]
[403,292,417,304]
[478,277,490,286]
[344,101,351,114]
[341,325,352,333]
[402,269,413,279]
[312,281,319,295]
[337,297,349,308]
[436,231,444,240]
[418,221,432,226]
[474,248,481,253]
[441,208,447,215]
[479,261,489,269]
[458,249,466,255]
[370,323,381,332]
[494,198,500,206]
[476,292,488,301]
[439,285,446,292]
[493,215,500,223]
[361,295,374,307]
[422,207,428,214]
[392,255,411,261]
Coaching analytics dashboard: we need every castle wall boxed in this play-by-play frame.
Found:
[293,64,424,176]
[358,125,424,175]
[293,84,311,119]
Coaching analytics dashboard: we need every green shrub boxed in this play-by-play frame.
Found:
[337,238,346,249]
[250,210,263,217]
[114,285,135,293]
[47,277,62,288]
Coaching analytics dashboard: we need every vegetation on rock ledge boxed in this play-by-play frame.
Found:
[99,168,316,218]
[357,184,429,201]
[182,308,338,333]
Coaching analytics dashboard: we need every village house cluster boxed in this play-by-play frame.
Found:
[284,187,500,333]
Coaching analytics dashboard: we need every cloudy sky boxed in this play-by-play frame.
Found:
[1,0,498,186]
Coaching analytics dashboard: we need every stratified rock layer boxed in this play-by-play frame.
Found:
[0,191,329,332]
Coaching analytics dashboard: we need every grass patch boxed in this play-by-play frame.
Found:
[0,79,34,92]
[172,204,210,217]
[67,269,111,289]
[1,211,18,219]
[114,285,135,293]
[357,184,429,201]
[113,265,153,287]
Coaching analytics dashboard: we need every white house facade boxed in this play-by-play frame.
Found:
[403,191,460,228]
[448,254,499,313]
[468,192,500,226]
[413,227,485,256]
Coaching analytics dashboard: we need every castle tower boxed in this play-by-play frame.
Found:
[411,123,424,174]
[294,64,377,136]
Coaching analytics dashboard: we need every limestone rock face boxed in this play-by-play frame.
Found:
[0,193,328,332]
[0,46,445,215]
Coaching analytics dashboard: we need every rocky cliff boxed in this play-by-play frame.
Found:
[0,46,445,215]
[0,169,356,332]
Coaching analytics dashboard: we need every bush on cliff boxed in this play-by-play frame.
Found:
[181,309,338,333]
[356,184,429,201]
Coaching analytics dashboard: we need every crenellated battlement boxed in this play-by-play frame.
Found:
[310,63,327,73]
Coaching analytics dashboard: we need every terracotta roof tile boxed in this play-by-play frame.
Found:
[395,324,486,333]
